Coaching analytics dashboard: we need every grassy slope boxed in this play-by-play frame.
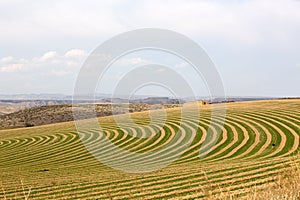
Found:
[0,100,299,199]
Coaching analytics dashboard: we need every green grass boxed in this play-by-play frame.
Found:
[0,99,299,199]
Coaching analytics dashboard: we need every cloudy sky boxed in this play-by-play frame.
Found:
[0,0,299,97]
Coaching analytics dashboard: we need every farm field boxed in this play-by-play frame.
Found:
[0,99,299,199]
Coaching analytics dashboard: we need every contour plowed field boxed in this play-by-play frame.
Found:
[0,100,299,199]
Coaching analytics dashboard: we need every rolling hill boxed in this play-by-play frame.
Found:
[0,99,299,199]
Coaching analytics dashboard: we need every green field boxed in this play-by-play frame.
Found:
[0,100,299,199]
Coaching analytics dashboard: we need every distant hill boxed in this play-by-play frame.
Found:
[0,100,74,115]
[0,94,291,116]
[0,103,180,128]
[0,97,184,115]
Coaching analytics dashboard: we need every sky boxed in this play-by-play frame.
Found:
[0,0,299,97]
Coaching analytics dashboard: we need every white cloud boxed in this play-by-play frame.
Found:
[128,57,145,65]
[40,51,57,61]
[0,56,14,63]
[0,63,24,72]
[65,49,86,58]
[0,49,86,73]
[115,57,149,67]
